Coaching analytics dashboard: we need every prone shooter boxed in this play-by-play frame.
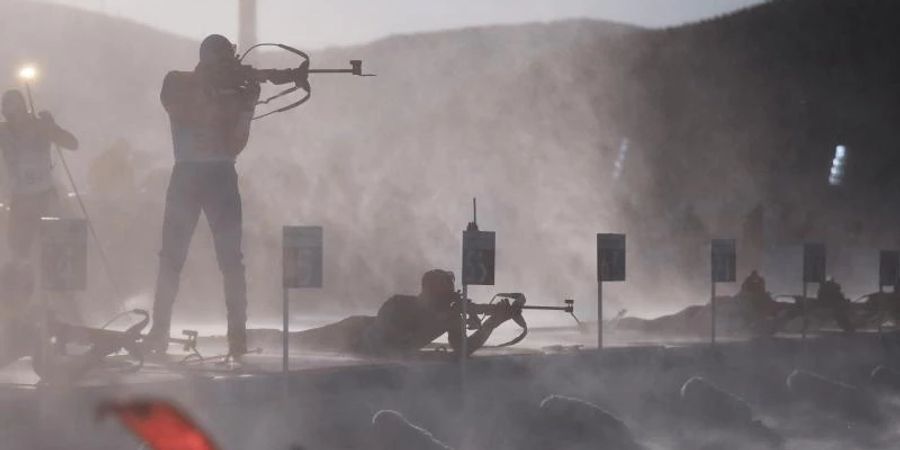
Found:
[275,270,578,357]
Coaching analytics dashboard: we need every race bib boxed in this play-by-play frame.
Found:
[12,160,52,193]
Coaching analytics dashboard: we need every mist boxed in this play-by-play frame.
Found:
[4,0,900,448]
[4,0,898,328]
[3,1,665,327]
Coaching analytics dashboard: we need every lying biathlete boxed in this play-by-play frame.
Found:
[273,269,516,357]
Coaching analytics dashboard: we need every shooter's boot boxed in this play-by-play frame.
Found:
[227,325,248,360]
[143,325,170,355]
[223,264,248,359]
[146,251,185,355]
[145,288,175,355]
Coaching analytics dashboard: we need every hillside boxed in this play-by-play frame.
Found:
[620,0,900,247]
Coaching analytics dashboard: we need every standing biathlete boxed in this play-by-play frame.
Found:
[146,34,261,357]
[0,89,79,261]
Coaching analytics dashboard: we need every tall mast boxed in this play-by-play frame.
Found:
[238,0,258,53]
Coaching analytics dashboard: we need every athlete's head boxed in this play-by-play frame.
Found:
[421,269,456,302]
[1,89,28,121]
[199,34,237,65]
[742,270,765,293]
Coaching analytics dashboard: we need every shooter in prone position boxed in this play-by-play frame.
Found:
[271,269,518,357]
[816,277,855,333]
[736,270,782,335]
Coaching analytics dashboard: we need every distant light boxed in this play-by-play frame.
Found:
[829,145,847,186]
[67,192,77,198]
[40,216,61,221]
[18,65,37,81]
[613,137,630,181]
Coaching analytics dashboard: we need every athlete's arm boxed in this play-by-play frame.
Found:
[0,123,8,149]
[225,82,260,156]
[160,71,205,122]
[38,112,78,150]
[448,299,515,356]
[0,124,7,184]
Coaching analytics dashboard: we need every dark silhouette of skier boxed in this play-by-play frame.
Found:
[736,270,782,335]
[146,34,261,357]
[816,278,855,333]
[0,89,78,261]
[273,270,516,356]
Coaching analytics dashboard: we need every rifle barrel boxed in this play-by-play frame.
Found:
[308,68,356,73]
[522,305,571,311]
[466,303,572,314]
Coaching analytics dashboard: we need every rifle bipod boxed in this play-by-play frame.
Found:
[167,329,203,362]
[176,347,264,370]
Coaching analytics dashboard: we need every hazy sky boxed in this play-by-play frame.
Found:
[42,0,766,48]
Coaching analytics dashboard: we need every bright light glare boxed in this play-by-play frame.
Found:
[18,65,37,81]
[829,144,847,186]
[613,137,630,181]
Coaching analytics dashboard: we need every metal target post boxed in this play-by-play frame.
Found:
[461,200,474,377]
[461,199,495,391]
[711,275,717,345]
[877,285,884,335]
[282,226,323,375]
[596,234,626,349]
[876,281,884,336]
[878,250,899,335]
[801,282,807,340]
[710,239,736,347]
[802,243,826,341]
[283,286,289,375]
[459,281,468,381]
[597,273,603,348]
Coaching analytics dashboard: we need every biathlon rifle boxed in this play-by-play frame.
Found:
[456,293,580,347]
[34,310,202,378]
[232,43,375,120]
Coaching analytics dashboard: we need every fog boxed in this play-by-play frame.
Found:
[3,0,899,331]
[5,0,900,449]
[4,0,899,331]
[9,334,900,449]
[1,1,671,328]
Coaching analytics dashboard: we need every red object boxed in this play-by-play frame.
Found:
[99,400,219,450]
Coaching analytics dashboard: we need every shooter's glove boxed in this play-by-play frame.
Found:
[37,110,55,126]
[485,298,517,327]
[241,80,261,108]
